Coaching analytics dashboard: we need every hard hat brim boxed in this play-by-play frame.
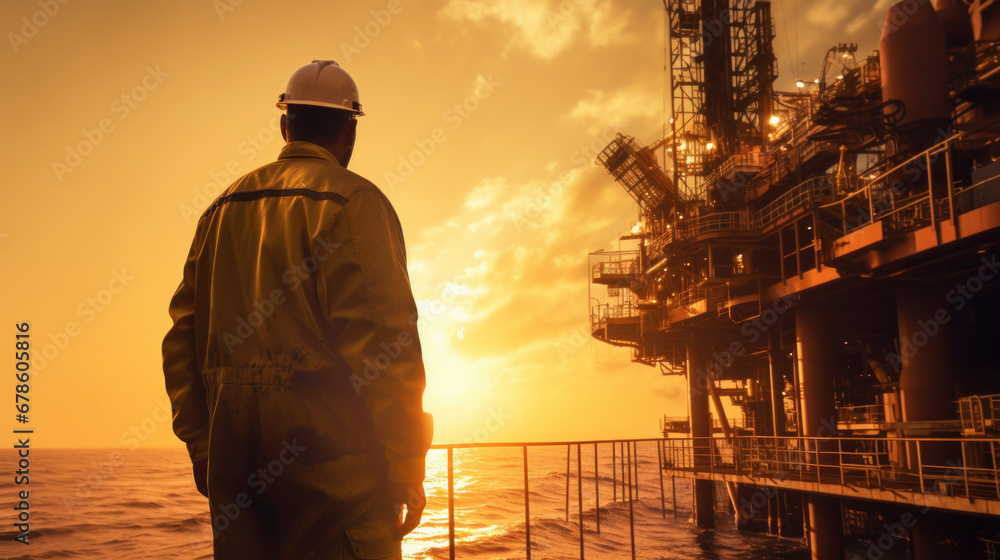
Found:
[276,99,364,116]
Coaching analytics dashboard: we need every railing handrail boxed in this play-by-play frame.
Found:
[659,434,1000,509]
[753,174,833,229]
[658,434,1000,443]
[423,438,675,560]
[430,437,668,450]
[822,132,964,234]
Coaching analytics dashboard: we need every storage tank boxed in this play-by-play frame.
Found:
[880,1,951,153]
[979,3,1000,41]
[934,0,973,47]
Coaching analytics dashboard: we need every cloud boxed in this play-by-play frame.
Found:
[805,0,851,29]
[845,0,896,35]
[419,168,636,360]
[439,0,629,60]
[464,178,507,209]
[568,87,660,135]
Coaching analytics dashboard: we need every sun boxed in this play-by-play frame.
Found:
[421,345,495,443]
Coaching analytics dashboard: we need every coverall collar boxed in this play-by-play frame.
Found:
[278,141,344,166]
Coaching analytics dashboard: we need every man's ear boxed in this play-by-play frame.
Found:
[280,113,287,142]
[344,118,358,148]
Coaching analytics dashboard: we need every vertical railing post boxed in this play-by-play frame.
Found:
[594,443,601,534]
[612,443,617,502]
[633,441,639,501]
[565,445,571,521]
[927,152,937,233]
[627,441,636,560]
[448,447,455,560]
[658,440,666,519]
[523,445,531,560]
[839,438,845,486]
[672,474,678,519]
[618,441,632,500]
[993,440,1000,501]
[963,440,971,499]
[945,143,955,221]
[577,444,584,559]
[868,182,874,226]
[916,439,924,493]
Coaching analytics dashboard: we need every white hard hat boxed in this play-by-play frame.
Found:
[276,60,364,116]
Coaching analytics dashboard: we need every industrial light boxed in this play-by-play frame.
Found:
[631,221,645,234]
[706,142,715,151]
[837,75,844,80]
[795,80,805,88]
[769,115,781,126]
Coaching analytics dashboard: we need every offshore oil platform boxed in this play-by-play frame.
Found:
[589,1,1000,559]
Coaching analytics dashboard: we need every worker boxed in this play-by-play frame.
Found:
[162,60,433,560]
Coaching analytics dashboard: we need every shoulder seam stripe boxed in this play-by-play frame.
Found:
[203,188,350,218]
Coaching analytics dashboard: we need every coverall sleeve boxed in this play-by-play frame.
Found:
[162,227,210,463]
[321,188,432,484]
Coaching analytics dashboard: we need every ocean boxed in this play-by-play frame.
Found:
[1,446,809,559]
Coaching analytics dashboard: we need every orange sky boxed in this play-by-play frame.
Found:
[1,0,884,448]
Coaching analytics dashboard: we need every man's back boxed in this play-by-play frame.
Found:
[163,140,431,560]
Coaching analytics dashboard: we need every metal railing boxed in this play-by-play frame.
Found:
[826,134,962,235]
[592,258,639,279]
[985,537,1000,560]
[836,404,886,425]
[592,300,641,321]
[753,175,833,230]
[960,395,1000,435]
[660,435,1000,504]
[427,439,676,560]
[661,415,747,433]
[704,151,765,188]
[665,283,707,311]
[677,211,751,239]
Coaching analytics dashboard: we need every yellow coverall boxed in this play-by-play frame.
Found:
[162,141,432,559]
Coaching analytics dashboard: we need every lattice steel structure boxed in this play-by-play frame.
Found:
[666,0,708,201]
[595,133,677,212]
[666,0,777,201]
